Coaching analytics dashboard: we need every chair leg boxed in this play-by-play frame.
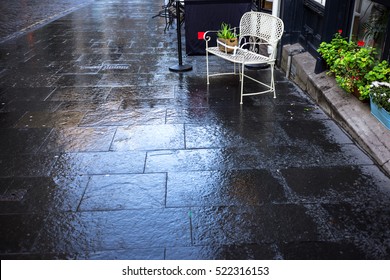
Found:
[240,63,245,104]
[206,51,210,85]
[270,64,276,98]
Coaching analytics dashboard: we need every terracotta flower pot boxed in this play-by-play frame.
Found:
[352,87,369,103]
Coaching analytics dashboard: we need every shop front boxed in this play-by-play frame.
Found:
[277,0,389,71]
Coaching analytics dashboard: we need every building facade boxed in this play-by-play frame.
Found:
[276,0,389,71]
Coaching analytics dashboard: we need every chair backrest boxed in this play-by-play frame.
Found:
[239,11,284,57]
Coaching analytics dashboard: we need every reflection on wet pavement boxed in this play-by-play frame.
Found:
[0,0,390,260]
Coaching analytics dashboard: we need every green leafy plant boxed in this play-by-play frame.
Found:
[216,22,238,53]
[318,31,390,101]
[217,22,237,40]
[333,45,377,95]
[370,81,390,112]
[318,31,355,71]
[359,61,390,100]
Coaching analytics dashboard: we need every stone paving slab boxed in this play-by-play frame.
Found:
[0,0,390,260]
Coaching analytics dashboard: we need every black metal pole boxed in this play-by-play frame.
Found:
[169,0,192,72]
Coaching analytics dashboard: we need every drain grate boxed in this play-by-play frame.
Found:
[101,64,130,70]
[79,66,101,70]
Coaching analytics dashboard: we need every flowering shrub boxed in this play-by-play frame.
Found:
[360,60,390,100]
[318,31,356,72]
[318,31,390,101]
[332,46,376,96]
[370,81,390,112]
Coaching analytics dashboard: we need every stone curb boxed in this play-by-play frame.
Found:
[281,44,390,176]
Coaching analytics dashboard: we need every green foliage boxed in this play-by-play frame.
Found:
[370,81,390,112]
[318,32,356,70]
[318,32,390,101]
[333,46,377,95]
[360,61,390,100]
[217,22,237,40]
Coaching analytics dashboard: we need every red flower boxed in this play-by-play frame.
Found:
[357,41,365,47]
[338,29,343,34]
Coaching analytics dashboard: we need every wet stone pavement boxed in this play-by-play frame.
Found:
[0,0,94,43]
[1,0,390,260]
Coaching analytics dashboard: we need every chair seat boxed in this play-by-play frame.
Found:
[206,47,272,65]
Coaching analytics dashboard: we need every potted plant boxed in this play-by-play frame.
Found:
[216,22,238,53]
[370,81,390,129]
[318,31,356,70]
[318,31,390,101]
[359,60,390,100]
[333,44,376,99]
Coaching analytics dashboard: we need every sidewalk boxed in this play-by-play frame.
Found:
[281,44,390,176]
[0,0,390,260]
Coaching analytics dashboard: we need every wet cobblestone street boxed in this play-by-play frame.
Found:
[0,0,390,259]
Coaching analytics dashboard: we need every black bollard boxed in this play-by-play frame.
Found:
[169,0,192,72]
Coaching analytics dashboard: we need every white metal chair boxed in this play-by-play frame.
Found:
[204,11,284,104]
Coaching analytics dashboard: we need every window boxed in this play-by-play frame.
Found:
[350,0,389,58]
